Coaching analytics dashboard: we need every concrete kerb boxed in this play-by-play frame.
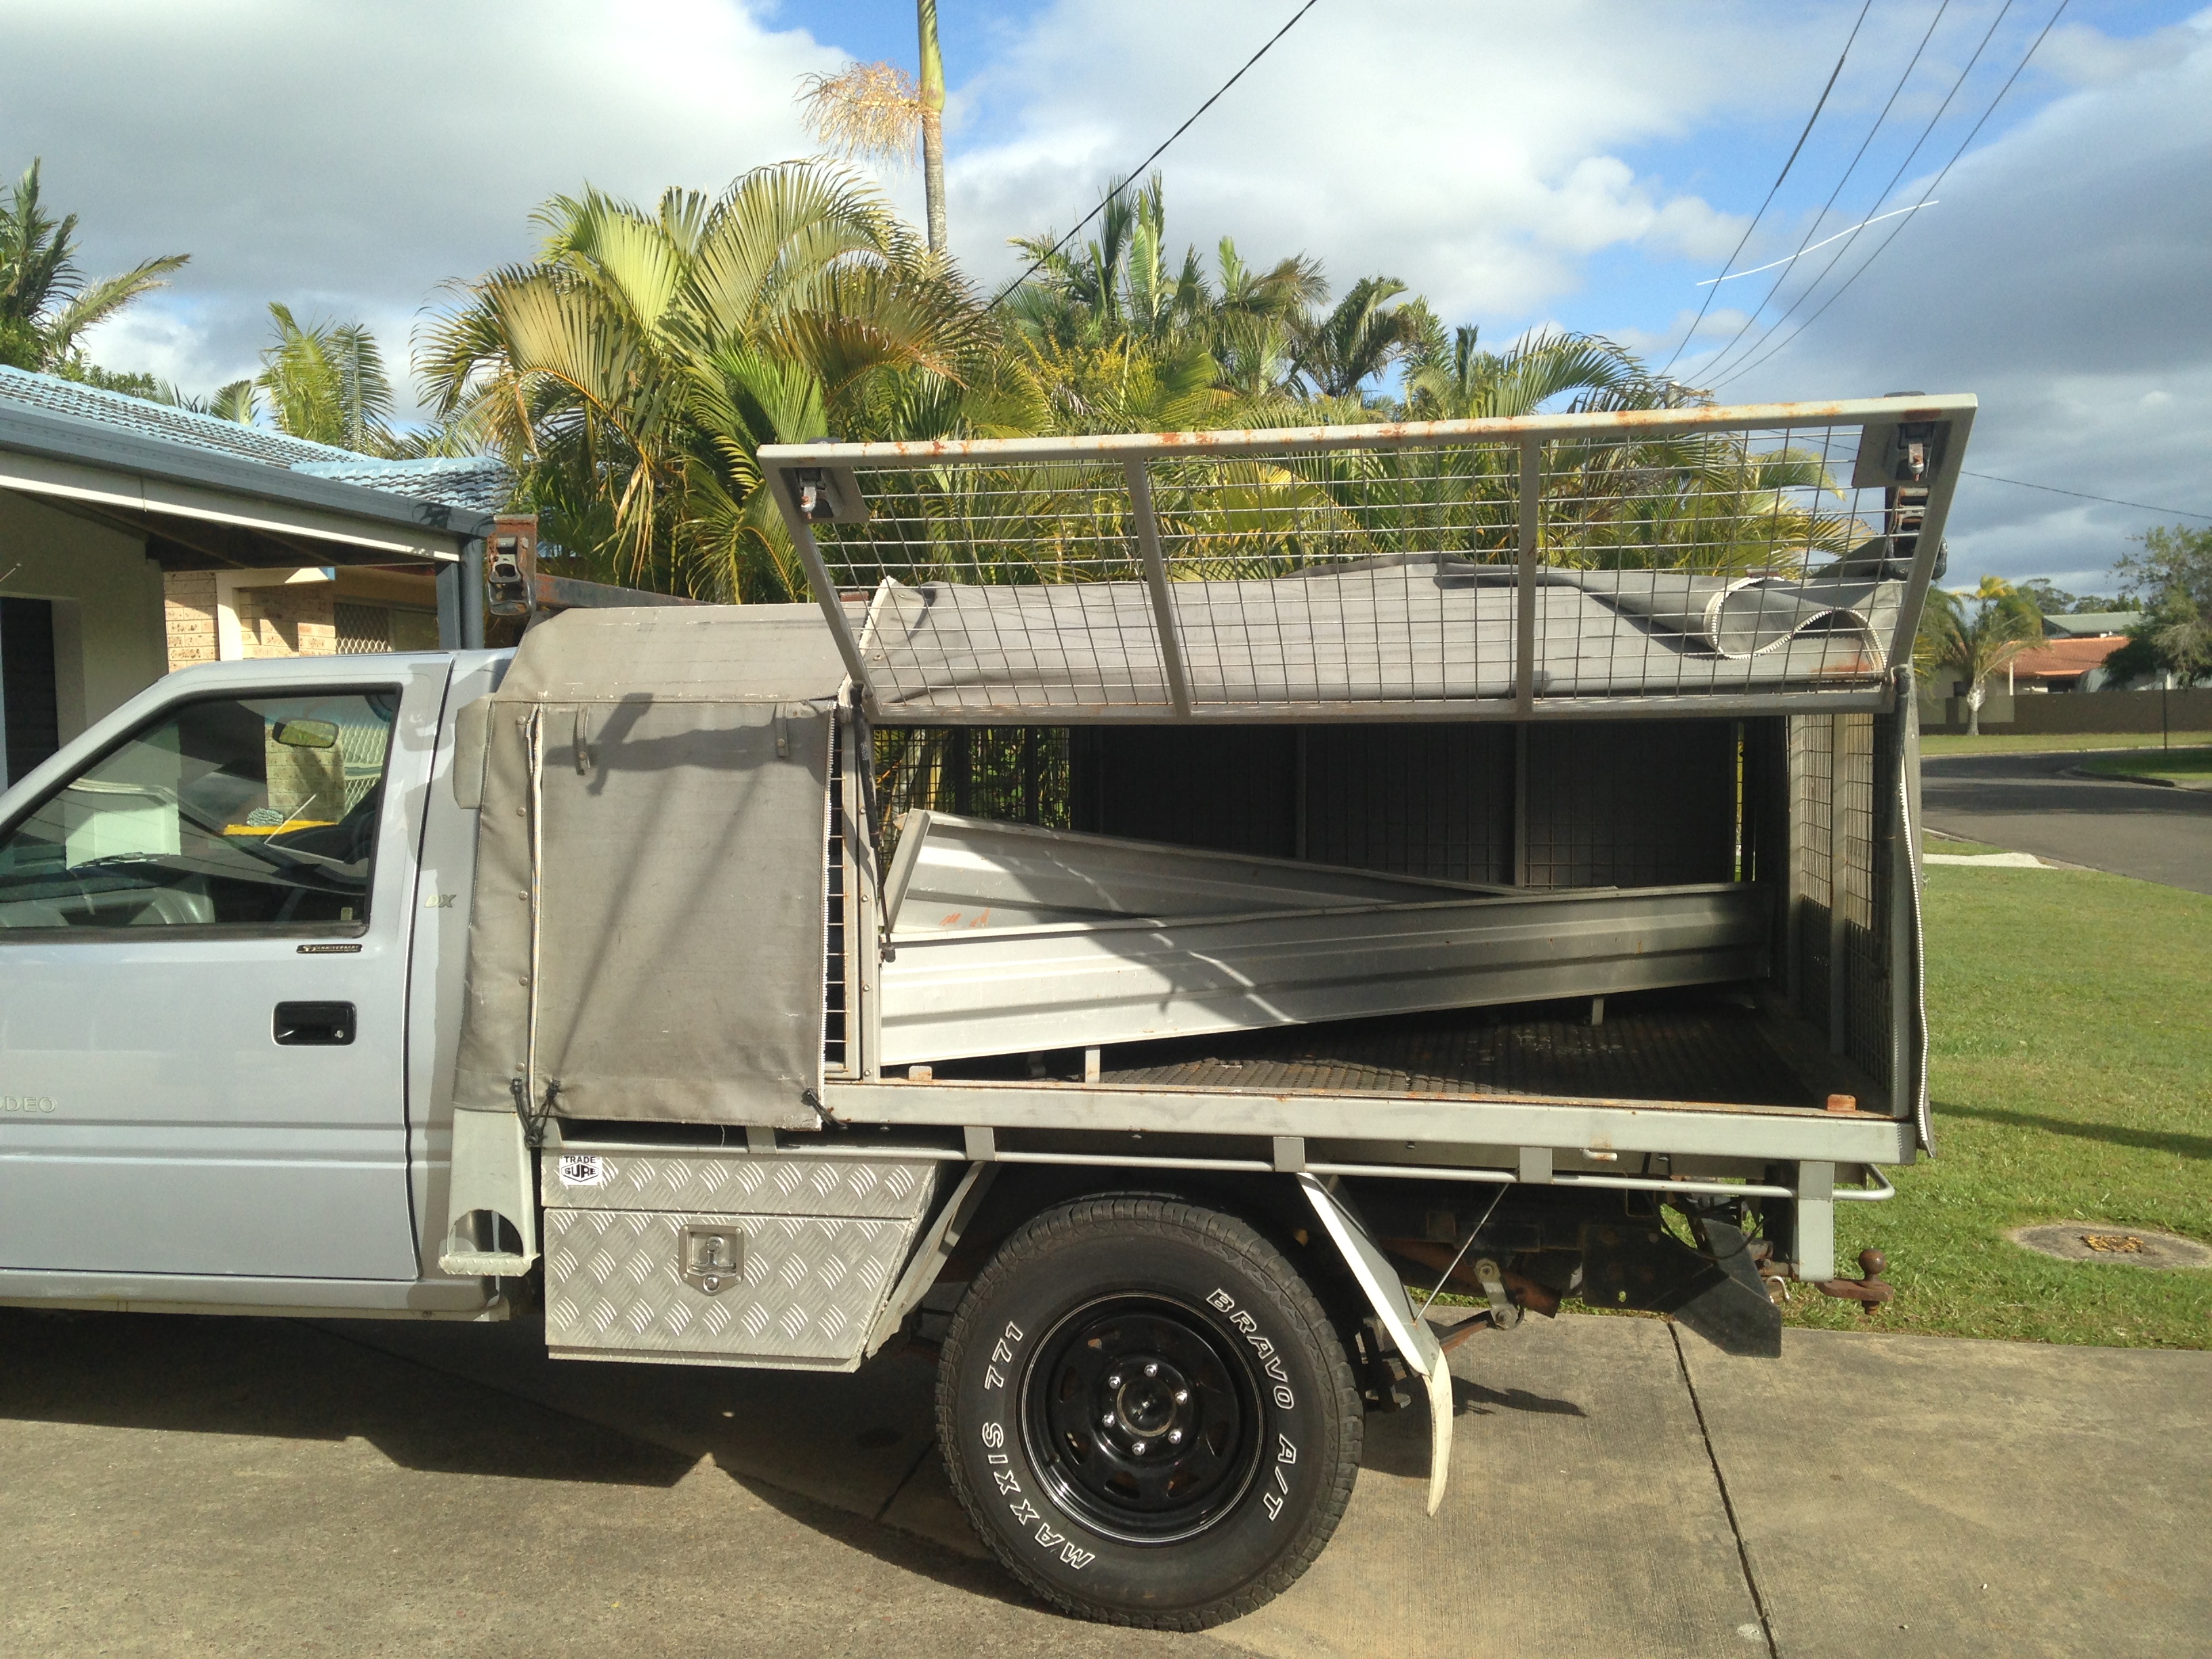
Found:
[2057,764,2193,790]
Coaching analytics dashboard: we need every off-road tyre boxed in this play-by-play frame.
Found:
[936,1194,1361,1629]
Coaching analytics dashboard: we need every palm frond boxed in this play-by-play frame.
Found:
[797,61,923,169]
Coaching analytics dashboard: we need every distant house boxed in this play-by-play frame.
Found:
[2001,634,2133,693]
[2041,611,2142,640]
[0,365,503,785]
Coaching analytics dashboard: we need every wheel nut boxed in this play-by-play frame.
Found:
[1107,1374,1122,1389]
[1173,1389,1189,1404]
[1144,1362,1159,1377]
[1100,1412,1115,1427]
[1168,1429,1183,1444]
[1131,1441,1147,1455]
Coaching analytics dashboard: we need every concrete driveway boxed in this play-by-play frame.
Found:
[3,1306,2204,1658]
[1922,750,2212,893]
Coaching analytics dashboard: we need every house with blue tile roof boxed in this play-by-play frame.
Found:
[0,367,688,787]
[0,366,504,783]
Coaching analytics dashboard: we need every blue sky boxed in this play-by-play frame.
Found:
[3,0,2207,592]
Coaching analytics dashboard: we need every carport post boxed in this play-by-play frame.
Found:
[438,537,488,650]
[463,537,486,647]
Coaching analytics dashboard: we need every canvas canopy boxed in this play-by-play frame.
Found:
[452,605,847,1128]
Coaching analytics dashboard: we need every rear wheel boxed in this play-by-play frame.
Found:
[937,1195,1361,1629]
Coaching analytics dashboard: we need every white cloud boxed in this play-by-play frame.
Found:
[2,0,857,407]
[939,0,1818,316]
[6,0,2204,596]
[1708,13,2212,592]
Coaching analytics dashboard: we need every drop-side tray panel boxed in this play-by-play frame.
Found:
[886,811,1512,932]
[878,882,1768,1067]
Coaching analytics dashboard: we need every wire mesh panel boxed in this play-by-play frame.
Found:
[767,398,1971,722]
[1303,725,1515,884]
[1790,714,1839,1029]
[1522,722,1737,888]
[874,726,1071,865]
[1844,714,1893,1084]
[1071,726,1298,857]
[823,720,848,1073]
[1786,710,1890,1080]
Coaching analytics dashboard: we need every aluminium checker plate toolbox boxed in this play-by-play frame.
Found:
[541,1147,943,1370]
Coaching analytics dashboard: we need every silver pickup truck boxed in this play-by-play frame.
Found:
[0,396,1965,1629]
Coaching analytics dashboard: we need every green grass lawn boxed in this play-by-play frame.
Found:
[2076,745,2212,788]
[1783,864,2212,1349]
[1920,729,2212,756]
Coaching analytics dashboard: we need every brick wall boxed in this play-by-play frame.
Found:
[163,571,219,670]
[235,583,337,659]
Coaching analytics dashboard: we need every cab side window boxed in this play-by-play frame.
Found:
[0,689,398,932]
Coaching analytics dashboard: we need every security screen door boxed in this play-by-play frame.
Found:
[0,663,445,1280]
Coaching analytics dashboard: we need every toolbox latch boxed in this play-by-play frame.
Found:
[679,1224,745,1294]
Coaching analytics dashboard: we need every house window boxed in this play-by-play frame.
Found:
[1,597,61,787]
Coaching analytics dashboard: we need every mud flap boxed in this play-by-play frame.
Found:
[1296,1174,1454,1515]
[1578,1215,1782,1357]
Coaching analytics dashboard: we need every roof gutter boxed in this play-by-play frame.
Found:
[0,403,495,561]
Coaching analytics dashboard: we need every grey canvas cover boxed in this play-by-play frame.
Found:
[453,605,847,1127]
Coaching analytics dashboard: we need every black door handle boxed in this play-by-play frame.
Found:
[274,1001,356,1046]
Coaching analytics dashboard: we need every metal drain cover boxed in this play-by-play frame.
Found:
[2009,1223,2212,1270]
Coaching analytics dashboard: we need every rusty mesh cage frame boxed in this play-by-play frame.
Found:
[762,397,1973,726]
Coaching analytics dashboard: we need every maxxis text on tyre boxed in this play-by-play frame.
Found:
[936,1194,1361,1630]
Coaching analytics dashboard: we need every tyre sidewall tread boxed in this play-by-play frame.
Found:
[936,1195,1360,1630]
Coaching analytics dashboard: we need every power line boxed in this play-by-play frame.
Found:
[1713,0,2070,388]
[1695,201,1937,284]
[1712,0,2024,385]
[1686,0,1957,387]
[985,1,1320,311]
[1656,0,1871,375]
[1962,470,2212,525]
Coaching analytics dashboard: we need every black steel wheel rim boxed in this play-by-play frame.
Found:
[1019,1294,1265,1544]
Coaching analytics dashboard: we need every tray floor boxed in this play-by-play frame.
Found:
[1074,991,1818,1108]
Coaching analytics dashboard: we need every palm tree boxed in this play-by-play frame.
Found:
[0,159,188,371]
[158,377,259,422]
[1004,178,1341,428]
[1917,577,2046,735]
[1403,325,1674,420]
[255,303,398,452]
[419,161,987,600]
[796,2,951,255]
[917,0,947,256]
[1292,276,1424,401]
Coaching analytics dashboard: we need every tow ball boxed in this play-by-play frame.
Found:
[1810,1248,1895,1313]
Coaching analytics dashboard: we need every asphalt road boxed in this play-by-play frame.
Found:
[1921,751,2212,894]
[5,1307,2207,1658]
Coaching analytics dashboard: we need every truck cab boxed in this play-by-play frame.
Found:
[0,649,503,1315]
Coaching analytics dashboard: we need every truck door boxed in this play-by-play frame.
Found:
[0,657,447,1282]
